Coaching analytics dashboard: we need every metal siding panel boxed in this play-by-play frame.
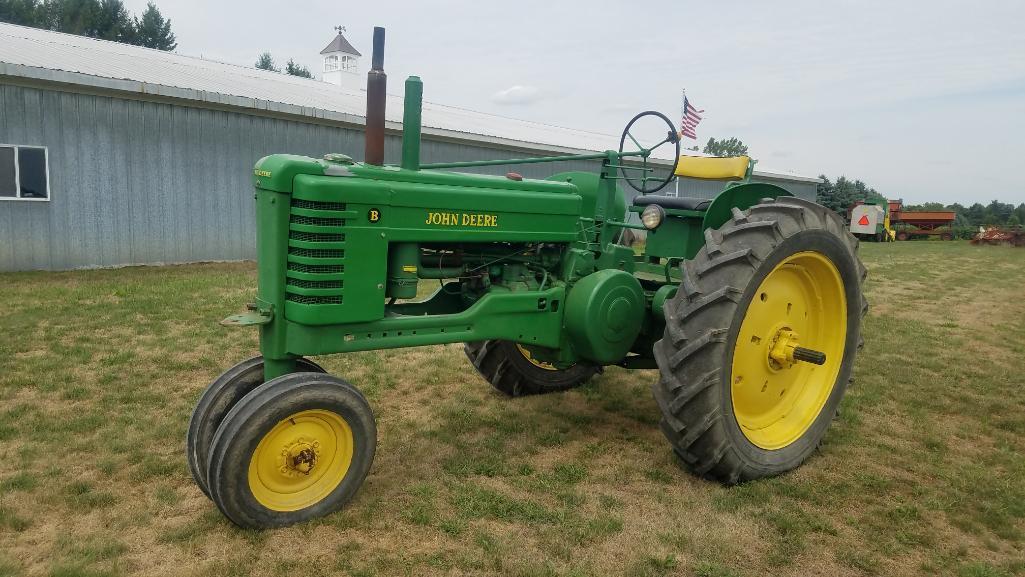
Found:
[226,111,244,260]
[93,95,119,267]
[104,95,131,265]
[240,114,257,260]
[80,96,104,266]
[213,110,233,262]
[142,100,162,262]
[126,99,147,264]
[185,106,205,262]
[168,104,187,262]
[63,91,93,268]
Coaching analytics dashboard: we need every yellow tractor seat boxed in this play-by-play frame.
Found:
[674,155,751,181]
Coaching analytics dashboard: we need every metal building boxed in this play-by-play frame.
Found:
[0,24,820,271]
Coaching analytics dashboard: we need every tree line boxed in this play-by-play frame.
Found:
[0,0,176,50]
[902,200,1025,228]
[685,137,749,158]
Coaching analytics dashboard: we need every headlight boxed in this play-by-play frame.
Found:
[640,204,665,230]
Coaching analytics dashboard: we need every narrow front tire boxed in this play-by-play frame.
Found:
[206,372,376,528]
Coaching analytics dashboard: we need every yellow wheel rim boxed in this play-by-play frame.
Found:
[516,344,559,371]
[730,251,847,450]
[248,409,354,511]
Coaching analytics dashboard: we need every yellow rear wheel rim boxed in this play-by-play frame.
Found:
[248,409,354,511]
[730,251,846,450]
[516,344,559,371]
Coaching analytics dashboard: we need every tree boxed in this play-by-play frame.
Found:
[0,0,42,26]
[133,1,174,50]
[39,0,101,36]
[965,203,985,226]
[285,59,312,78]
[94,0,133,43]
[702,136,748,157]
[1007,214,1021,227]
[986,199,1014,224]
[255,52,279,72]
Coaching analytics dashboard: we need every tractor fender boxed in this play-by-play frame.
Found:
[701,182,792,232]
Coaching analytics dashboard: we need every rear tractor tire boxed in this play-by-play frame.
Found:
[187,355,326,499]
[206,372,377,529]
[651,196,866,484]
[464,340,600,396]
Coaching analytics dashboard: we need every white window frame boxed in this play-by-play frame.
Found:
[0,144,51,202]
[324,54,339,72]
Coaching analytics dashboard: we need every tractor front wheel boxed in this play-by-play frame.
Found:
[464,340,600,396]
[652,196,866,484]
[206,372,376,528]
[187,356,325,498]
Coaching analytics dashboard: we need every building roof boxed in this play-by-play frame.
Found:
[320,32,361,56]
[0,23,819,183]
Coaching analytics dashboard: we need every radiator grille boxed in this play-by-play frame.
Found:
[291,214,345,227]
[286,294,344,305]
[286,278,344,290]
[292,199,347,211]
[287,262,344,275]
[290,231,345,243]
[286,198,347,306]
[288,246,345,259]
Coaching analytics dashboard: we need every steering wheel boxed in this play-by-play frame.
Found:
[618,111,681,194]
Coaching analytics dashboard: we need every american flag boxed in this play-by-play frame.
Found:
[680,91,703,140]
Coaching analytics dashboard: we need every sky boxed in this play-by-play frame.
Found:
[124,0,1025,205]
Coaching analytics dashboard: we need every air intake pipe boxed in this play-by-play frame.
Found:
[364,26,386,166]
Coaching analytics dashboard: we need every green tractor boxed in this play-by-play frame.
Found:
[187,28,866,528]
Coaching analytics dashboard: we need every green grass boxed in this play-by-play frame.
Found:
[0,242,1023,575]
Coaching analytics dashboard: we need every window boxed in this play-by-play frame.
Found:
[324,55,339,72]
[341,55,356,71]
[0,145,49,201]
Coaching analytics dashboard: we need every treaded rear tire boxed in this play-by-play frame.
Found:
[651,196,867,484]
[464,340,600,396]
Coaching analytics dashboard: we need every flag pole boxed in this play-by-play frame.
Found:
[676,89,685,197]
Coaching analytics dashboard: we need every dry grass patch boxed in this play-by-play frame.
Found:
[1,242,1023,576]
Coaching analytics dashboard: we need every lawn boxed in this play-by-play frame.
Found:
[0,241,1023,577]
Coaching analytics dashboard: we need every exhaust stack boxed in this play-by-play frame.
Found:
[364,27,386,166]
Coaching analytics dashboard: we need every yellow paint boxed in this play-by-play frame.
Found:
[730,251,846,450]
[425,211,498,227]
[368,209,381,222]
[674,155,750,181]
[247,409,354,511]
[516,344,558,371]
[402,265,418,273]
[767,328,800,367]
[254,169,272,177]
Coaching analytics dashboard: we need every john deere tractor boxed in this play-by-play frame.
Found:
[187,28,866,528]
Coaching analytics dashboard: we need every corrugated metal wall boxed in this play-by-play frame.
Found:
[0,83,815,271]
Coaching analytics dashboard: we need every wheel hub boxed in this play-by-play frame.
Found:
[279,438,320,477]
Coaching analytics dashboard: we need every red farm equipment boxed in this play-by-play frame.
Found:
[889,200,957,241]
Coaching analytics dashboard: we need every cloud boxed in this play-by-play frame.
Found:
[491,85,541,105]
